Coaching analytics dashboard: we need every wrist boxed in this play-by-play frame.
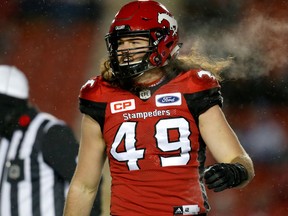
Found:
[231,155,255,186]
[229,163,248,188]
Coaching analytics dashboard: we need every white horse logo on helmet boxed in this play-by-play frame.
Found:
[158,13,178,36]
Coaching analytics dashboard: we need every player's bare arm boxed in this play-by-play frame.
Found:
[64,115,106,216]
[199,105,254,191]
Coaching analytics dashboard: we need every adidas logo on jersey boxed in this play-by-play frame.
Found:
[173,205,200,215]
[174,207,183,215]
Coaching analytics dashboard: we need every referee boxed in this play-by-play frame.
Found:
[0,65,102,216]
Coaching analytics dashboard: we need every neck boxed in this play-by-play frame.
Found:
[134,68,165,87]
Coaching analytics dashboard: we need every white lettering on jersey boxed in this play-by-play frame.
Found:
[155,93,182,107]
[111,118,191,170]
[110,99,136,114]
[123,109,171,121]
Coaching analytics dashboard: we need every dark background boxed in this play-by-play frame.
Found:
[1,0,287,215]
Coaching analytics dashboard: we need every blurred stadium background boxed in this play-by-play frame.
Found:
[1,0,287,215]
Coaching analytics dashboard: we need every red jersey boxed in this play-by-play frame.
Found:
[79,69,222,216]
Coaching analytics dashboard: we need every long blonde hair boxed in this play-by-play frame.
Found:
[100,59,113,81]
[100,48,233,82]
[175,49,233,81]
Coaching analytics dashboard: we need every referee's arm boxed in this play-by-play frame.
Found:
[41,124,102,216]
[42,124,78,181]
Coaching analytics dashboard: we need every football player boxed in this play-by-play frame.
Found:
[64,1,254,216]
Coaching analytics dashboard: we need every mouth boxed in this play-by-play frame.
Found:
[119,60,142,66]
[119,52,138,65]
[122,56,134,63]
[119,51,134,63]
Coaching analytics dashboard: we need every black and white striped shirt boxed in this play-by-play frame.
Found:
[0,111,101,216]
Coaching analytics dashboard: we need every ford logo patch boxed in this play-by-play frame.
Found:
[157,96,179,104]
[155,93,182,107]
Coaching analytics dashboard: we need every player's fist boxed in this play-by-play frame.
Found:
[204,163,248,192]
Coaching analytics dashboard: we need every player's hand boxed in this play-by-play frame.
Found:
[204,163,248,192]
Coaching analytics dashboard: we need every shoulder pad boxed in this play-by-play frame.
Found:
[189,69,220,90]
[79,76,103,101]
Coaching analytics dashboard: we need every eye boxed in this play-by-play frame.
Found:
[117,40,124,46]
[131,41,141,45]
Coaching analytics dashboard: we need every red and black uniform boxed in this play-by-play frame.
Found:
[79,69,222,216]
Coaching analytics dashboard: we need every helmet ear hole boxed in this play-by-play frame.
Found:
[166,41,174,48]
[149,53,162,66]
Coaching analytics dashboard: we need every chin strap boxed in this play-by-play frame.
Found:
[170,43,182,58]
[158,43,182,68]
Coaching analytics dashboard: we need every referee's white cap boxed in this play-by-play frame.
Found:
[0,65,29,99]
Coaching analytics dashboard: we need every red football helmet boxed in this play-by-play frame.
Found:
[105,0,181,80]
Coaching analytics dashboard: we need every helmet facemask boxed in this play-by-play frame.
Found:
[106,29,157,80]
[105,27,179,81]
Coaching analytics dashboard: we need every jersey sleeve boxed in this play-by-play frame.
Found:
[41,124,79,181]
[184,70,223,118]
[78,76,107,131]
